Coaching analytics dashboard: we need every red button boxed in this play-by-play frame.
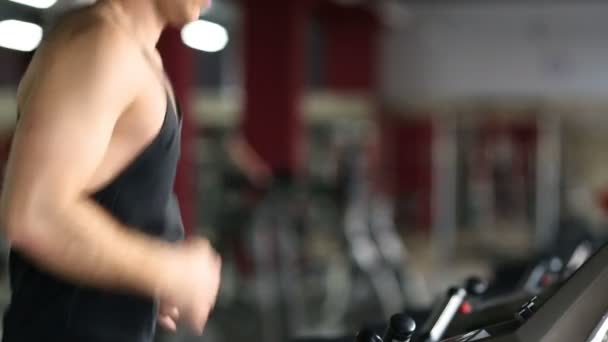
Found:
[460,301,473,314]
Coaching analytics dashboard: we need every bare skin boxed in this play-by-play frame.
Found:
[227,134,273,188]
[0,0,218,336]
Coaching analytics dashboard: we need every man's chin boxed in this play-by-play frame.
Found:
[199,0,213,17]
[169,15,199,30]
[189,8,203,22]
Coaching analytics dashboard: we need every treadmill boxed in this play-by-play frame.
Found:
[441,242,608,342]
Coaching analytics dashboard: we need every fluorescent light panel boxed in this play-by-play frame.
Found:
[181,20,228,53]
[8,0,57,9]
[0,20,43,52]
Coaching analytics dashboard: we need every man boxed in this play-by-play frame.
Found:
[0,0,221,341]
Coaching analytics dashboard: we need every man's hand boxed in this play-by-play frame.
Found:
[158,302,179,332]
[159,238,222,335]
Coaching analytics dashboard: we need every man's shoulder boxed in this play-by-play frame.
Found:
[31,9,135,77]
[19,13,142,111]
[28,14,144,93]
[48,14,134,63]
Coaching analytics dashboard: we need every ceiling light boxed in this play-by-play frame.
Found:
[0,20,43,52]
[181,20,229,53]
[9,0,57,9]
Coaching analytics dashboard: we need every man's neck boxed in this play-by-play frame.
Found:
[108,0,166,50]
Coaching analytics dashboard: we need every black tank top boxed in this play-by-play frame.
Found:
[2,95,185,342]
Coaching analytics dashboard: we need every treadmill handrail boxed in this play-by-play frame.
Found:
[586,314,608,342]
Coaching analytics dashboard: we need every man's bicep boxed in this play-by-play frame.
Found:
[9,100,116,198]
[4,52,137,208]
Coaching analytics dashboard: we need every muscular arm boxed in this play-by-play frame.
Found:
[0,26,176,298]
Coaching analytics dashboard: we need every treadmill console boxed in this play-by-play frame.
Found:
[441,243,608,342]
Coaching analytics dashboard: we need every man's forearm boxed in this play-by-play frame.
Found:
[8,197,175,298]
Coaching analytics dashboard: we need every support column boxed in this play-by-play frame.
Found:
[158,28,196,237]
[431,115,457,258]
[242,0,306,175]
[535,115,561,252]
[317,1,386,194]
[317,3,379,92]
[241,3,309,341]
[318,2,434,232]
[381,114,434,231]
